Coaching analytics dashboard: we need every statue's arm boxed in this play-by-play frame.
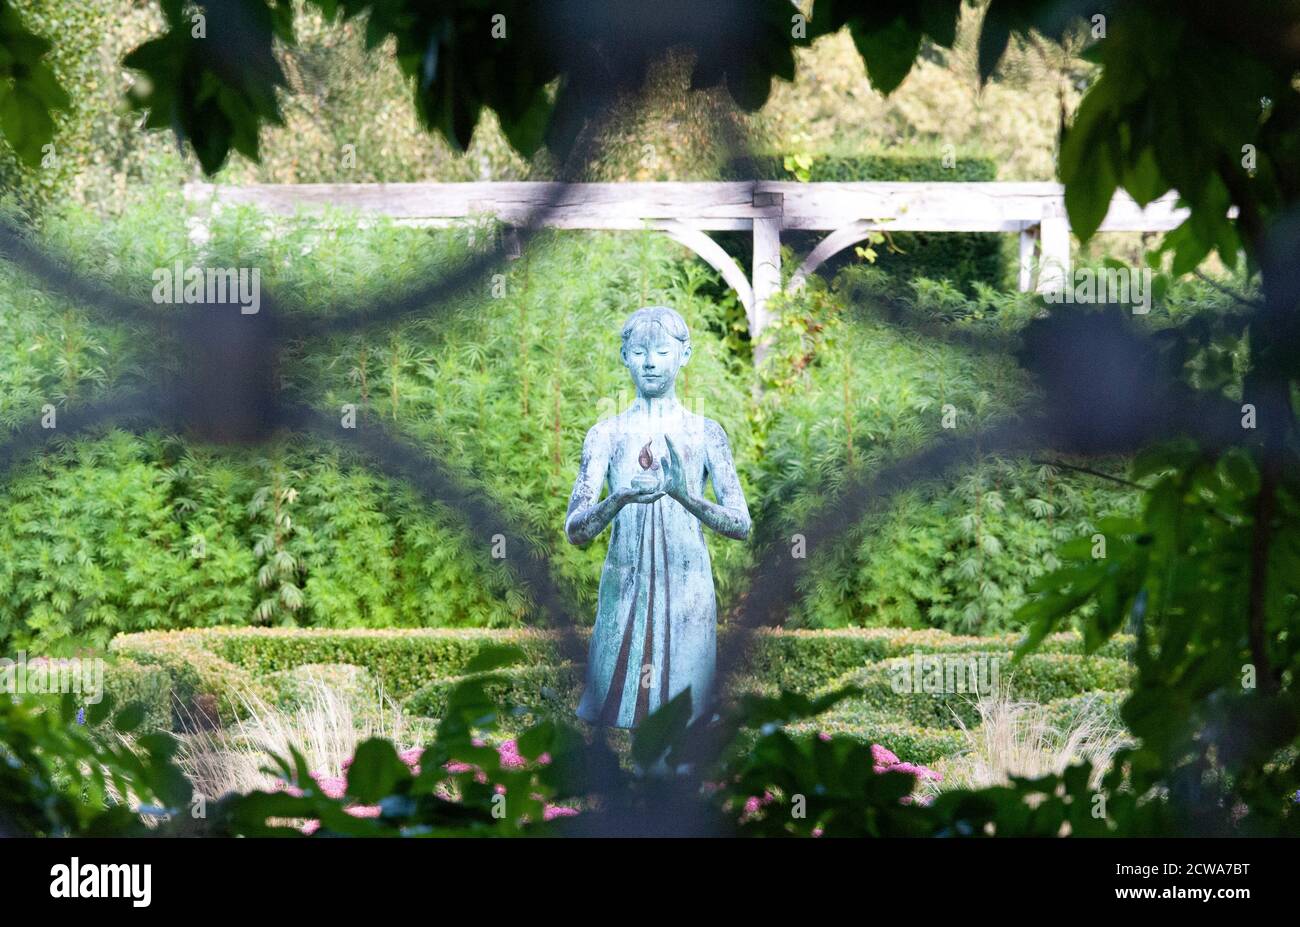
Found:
[565,425,651,545]
[672,420,751,541]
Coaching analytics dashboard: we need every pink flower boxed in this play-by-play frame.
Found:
[399,747,423,774]
[870,744,900,768]
[882,761,942,782]
[295,738,575,832]
[498,739,526,769]
[443,738,548,780]
[739,791,776,822]
[312,774,347,800]
[271,780,305,799]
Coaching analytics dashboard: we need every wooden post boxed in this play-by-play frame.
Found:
[751,191,783,365]
[183,183,213,255]
[1018,222,1040,292]
[1037,201,1071,295]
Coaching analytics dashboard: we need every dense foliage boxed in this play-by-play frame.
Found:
[753,265,1155,631]
[1016,441,1300,835]
[5,633,1289,836]
[1,191,1173,648]
[2,0,1299,839]
[0,690,191,836]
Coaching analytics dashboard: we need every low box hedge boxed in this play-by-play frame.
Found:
[107,631,274,728]
[786,715,970,767]
[737,628,1132,695]
[100,659,174,733]
[822,652,1133,729]
[404,663,582,722]
[109,627,1134,738]
[1038,691,1127,733]
[111,627,560,701]
[266,663,382,715]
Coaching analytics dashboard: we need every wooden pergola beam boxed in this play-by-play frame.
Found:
[185,181,1197,344]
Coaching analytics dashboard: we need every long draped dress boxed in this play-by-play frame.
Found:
[574,417,720,728]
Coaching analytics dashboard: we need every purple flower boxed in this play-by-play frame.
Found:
[75,707,86,726]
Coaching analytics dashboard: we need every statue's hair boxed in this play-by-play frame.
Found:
[621,305,690,348]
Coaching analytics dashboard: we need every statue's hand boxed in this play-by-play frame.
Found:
[659,435,689,503]
[615,474,664,507]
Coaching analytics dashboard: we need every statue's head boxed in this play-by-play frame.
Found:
[620,305,691,399]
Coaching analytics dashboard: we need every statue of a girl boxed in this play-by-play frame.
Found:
[565,306,750,728]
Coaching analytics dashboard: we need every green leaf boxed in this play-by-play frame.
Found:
[0,90,27,151]
[918,0,960,47]
[87,693,115,727]
[516,719,555,761]
[630,688,692,769]
[346,738,408,803]
[726,59,773,111]
[1123,147,1168,207]
[1064,137,1119,242]
[850,17,922,95]
[976,3,1012,84]
[60,692,77,724]
[464,643,527,674]
[112,702,145,734]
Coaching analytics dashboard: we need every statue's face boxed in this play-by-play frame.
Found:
[622,322,689,398]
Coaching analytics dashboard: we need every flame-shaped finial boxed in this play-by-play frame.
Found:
[638,440,656,470]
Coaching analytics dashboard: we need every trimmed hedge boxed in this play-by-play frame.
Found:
[112,627,1132,702]
[1039,691,1127,734]
[110,627,1134,746]
[107,632,274,729]
[112,627,559,701]
[100,659,174,733]
[789,716,970,767]
[267,663,381,715]
[737,628,1132,696]
[405,663,582,722]
[822,652,1134,730]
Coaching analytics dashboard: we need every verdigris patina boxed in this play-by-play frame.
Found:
[565,306,750,728]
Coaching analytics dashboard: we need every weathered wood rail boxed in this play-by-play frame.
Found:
[185,180,1188,345]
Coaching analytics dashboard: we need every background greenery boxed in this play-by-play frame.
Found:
[2,187,1180,651]
[2,0,1296,840]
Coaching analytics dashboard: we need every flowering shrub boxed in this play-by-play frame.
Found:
[870,743,941,782]
[279,737,578,834]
